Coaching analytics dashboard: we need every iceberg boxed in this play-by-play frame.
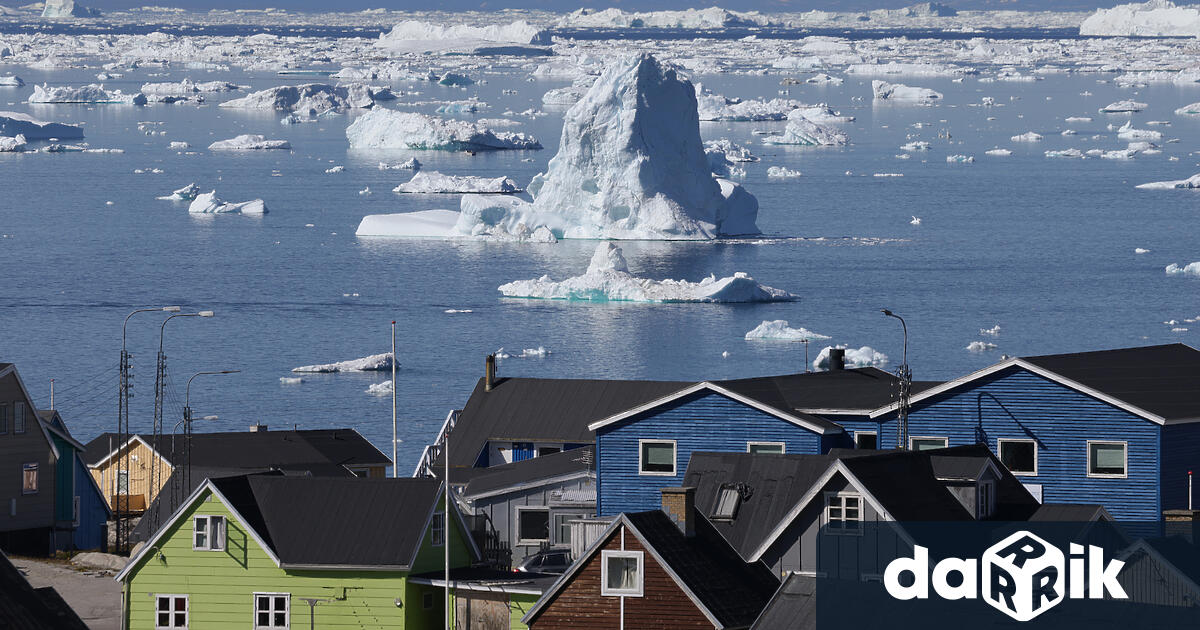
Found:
[542,84,591,106]
[41,0,99,17]
[0,76,24,87]
[1011,132,1043,142]
[29,83,145,105]
[0,134,26,152]
[872,80,942,101]
[695,85,801,121]
[813,346,888,370]
[437,73,474,87]
[946,154,974,163]
[188,191,267,214]
[745,320,830,341]
[1099,100,1147,113]
[292,352,395,373]
[157,183,199,201]
[498,243,797,303]
[1045,148,1084,158]
[1080,1,1200,36]
[760,108,848,146]
[208,134,291,150]
[767,166,803,178]
[1176,102,1200,115]
[346,109,541,151]
[220,83,385,114]
[375,20,551,56]
[365,380,393,396]
[1165,262,1200,276]
[559,6,772,29]
[379,158,421,170]
[1117,121,1162,140]
[1136,173,1200,189]
[0,111,83,140]
[435,100,487,114]
[986,148,1013,156]
[966,341,998,352]
[393,171,521,194]
[901,141,931,151]
[141,79,239,103]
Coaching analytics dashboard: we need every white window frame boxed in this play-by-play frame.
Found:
[712,485,741,520]
[823,492,864,536]
[514,506,550,546]
[155,594,188,629]
[746,441,786,455]
[253,592,290,630]
[431,511,445,547]
[637,439,677,476]
[552,513,587,545]
[600,550,644,597]
[192,514,226,551]
[854,431,878,449]
[1086,440,1128,479]
[997,438,1038,476]
[21,462,38,495]
[909,436,948,451]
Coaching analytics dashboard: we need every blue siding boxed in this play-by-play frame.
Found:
[72,455,109,550]
[829,416,886,450]
[513,442,535,462]
[1162,423,1200,511]
[597,391,828,516]
[882,368,1162,521]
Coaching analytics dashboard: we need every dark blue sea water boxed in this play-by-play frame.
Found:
[2,61,1198,472]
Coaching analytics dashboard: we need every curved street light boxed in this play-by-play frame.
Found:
[169,370,239,509]
[881,309,911,450]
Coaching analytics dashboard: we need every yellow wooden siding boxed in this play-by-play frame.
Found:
[90,440,172,511]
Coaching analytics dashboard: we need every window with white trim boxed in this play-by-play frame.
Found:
[601,550,644,597]
[515,507,549,545]
[254,593,289,630]
[155,595,188,629]
[711,484,741,520]
[1087,441,1127,478]
[855,432,878,450]
[193,515,226,551]
[22,463,38,494]
[910,436,948,452]
[824,493,863,534]
[431,511,445,547]
[998,439,1037,476]
[747,442,785,455]
[638,440,676,476]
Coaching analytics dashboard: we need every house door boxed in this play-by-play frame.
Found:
[455,592,509,630]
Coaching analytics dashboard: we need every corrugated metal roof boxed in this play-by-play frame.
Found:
[83,428,390,468]
[462,446,594,499]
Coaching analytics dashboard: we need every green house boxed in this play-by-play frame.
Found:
[116,473,480,630]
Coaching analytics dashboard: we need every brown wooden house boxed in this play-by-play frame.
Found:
[522,487,778,630]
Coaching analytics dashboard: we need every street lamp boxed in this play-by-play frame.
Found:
[171,370,239,508]
[881,309,911,450]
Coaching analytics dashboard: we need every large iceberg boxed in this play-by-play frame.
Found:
[744,320,831,341]
[208,134,291,150]
[220,83,388,114]
[292,352,395,373]
[393,171,521,194]
[498,243,797,303]
[41,0,99,17]
[0,111,83,140]
[872,80,942,101]
[375,20,551,56]
[346,109,541,151]
[1080,1,1200,36]
[188,191,267,214]
[1136,173,1200,189]
[29,83,145,105]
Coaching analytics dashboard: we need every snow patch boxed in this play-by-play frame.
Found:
[744,320,831,341]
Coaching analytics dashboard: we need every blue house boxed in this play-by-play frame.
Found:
[866,343,1200,522]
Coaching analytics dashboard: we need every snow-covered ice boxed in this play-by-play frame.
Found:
[346,109,541,151]
[188,191,268,214]
[1166,262,1200,276]
[393,171,521,194]
[0,76,24,87]
[29,83,145,105]
[767,166,803,178]
[375,20,551,56]
[208,134,291,150]
[0,134,26,152]
[872,80,942,101]
[157,183,199,201]
[813,346,888,370]
[1011,132,1043,142]
[292,352,395,373]
[986,148,1013,156]
[1080,1,1200,37]
[981,325,1002,336]
[744,320,830,341]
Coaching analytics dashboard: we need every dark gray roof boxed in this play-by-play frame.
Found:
[717,367,939,413]
[83,428,390,469]
[750,573,817,630]
[209,475,448,568]
[410,567,560,594]
[462,446,594,499]
[0,553,89,630]
[1023,343,1200,422]
[1027,503,1110,522]
[624,511,780,629]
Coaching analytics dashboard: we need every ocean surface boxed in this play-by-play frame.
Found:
[3,50,1198,472]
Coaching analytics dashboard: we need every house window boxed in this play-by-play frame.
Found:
[998,439,1037,476]
[431,511,445,547]
[115,470,130,495]
[824,493,863,534]
[600,550,644,597]
[977,481,995,519]
[0,403,8,434]
[711,485,741,520]
[13,402,25,434]
[638,440,676,476]
[855,432,878,450]
[515,507,550,545]
[422,592,434,609]
[254,593,289,630]
[73,496,81,528]
[537,446,561,457]
[155,595,188,629]
[1087,441,1127,478]
[553,513,586,545]
[193,515,226,551]
[910,436,948,451]
[747,442,785,455]
[22,463,38,494]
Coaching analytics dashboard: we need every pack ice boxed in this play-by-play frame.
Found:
[292,352,396,373]
[0,111,84,140]
[220,83,391,114]
[1080,0,1200,36]
[498,243,797,303]
[346,110,541,151]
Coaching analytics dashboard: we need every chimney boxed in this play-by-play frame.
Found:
[484,354,496,391]
[660,487,696,537]
[829,348,846,371]
[250,424,268,432]
[1164,509,1200,543]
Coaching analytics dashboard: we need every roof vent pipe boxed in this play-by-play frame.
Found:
[485,354,496,392]
[829,348,846,371]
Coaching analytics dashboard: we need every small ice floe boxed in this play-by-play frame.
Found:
[946,154,974,163]
[1045,149,1084,159]
[874,173,903,177]
[498,243,797,303]
[279,376,304,385]
[980,325,1001,336]
[495,347,550,359]
[758,109,848,146]
[444,309,473,313]
[359,187,371,195]
[910,216,922,225]
[292,352,395,373]
[1166,262,1200,276]
[901,141,931,152]
[208,134,291,150]
[766,166,803,178]
[872,80,942,101]
[379,158,422,171]
[325,165,345,174]
[1099,100,1147,113]
[0,76,24,87]
[1011,131,1043,142]
[744,320,830,341]
[966,341,998,352]
[1065,116,1092,123]
[722,351,730,358]
[1136,174,1200,190]
[1135,248,1150,254]
[985,148,1012,157]
[813,346,888,370]
[365,380,394,396]
[1175,102,1200,116]
[1173,327,1189,333]
[169,141,189,150]
[393,171,521,194]
[157,183,199,201]
[1117,121,1162,141]
[188,191,267,214]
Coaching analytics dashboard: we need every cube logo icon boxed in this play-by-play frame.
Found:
[981,531,1065,621]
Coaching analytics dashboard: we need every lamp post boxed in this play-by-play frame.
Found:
[176,370,239,505]
[881,309,911,450]
[115,305,180,553]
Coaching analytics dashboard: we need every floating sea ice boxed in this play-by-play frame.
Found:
[0,76,23,87]
[1117,121,1162,140]
[705,139,759,163]
[169,141,189,149]
[872,80,942,101]
[188,191,267,214]
[1099,100,1147,113]
[379,158,421,171]
[760,108,848,146]
[813,345,888,370]
[0,134,26,152]
[292,352,395,373]
[805,73,843,85]
[359,187,371,195]
[1135,248,1150,254]
[1011,131,1043,142]
[901,141,931,151]
[910,215,921,225]
[325,165,344,174]
[980,325,1001,336]
[364,380,394,396]
[0,111,84,140]
[1166,262,1200,276]
[695,84,802,121]
[1138,173,1200,189]
[374,20,550,55]
[437,73,475,87]
[29,83,145,105]
[1045,148,1084,158]
[208,134,291,150]
[1065,116,1092,122]
[767,166,803,178]
[1176,102,1200,115]
[985,148,1013,156]
[346,109,541,151]
[444,309,473,313]
[966,341,998,352]
[279,377,303,385]
[157,183,199,201]
[393,171,521,194]
[744,320,830,341]
[498,243,796,303]
[436,99,489,114]
[220,83,386,114]
[1101,149,1139,160]
[946,154,974,163]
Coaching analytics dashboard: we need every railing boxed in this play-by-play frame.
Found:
[412,409,459,478]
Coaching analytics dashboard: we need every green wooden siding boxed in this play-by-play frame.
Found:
[125,489,473,629]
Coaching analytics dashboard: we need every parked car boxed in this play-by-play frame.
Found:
[515,548,572,574]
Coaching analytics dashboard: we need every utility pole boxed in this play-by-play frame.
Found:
[445,425,450,630]
[392,321,398,478]
[881,309,911,450]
